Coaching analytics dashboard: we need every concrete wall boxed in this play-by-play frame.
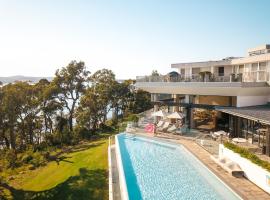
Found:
[237,96,269,107]
[219,144,270,194]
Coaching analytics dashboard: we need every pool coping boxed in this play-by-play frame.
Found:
[115,134,129,200]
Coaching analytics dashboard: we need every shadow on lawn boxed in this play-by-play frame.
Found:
[1,168,108,200]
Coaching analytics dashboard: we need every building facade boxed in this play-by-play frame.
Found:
[136,44,270,156]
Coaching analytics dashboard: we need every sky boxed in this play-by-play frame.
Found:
[0,0,270,79]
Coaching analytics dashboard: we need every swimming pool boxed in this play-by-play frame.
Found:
[115,133,241,200]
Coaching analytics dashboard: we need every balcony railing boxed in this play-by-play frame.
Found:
[136,74,236,83]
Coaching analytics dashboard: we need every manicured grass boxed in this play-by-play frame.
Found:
[1,139,109,200]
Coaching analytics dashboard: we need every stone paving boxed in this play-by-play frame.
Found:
[110,145,121,200]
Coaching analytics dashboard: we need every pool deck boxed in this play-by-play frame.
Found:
[110,145,122,200]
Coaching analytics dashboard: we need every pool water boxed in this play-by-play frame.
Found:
[116,133,241,200]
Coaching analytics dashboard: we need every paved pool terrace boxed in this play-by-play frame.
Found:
[109,131,270,200]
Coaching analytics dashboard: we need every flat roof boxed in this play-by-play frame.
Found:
[171,59,232,69]
[217,105,270,125]
[248,44,270,53]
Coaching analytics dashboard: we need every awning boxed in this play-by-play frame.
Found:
[151,110,168,117]
[217,105,270,125]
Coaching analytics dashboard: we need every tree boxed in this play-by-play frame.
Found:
[76,87,104,132]
[1,82,31,150]
[90,69,117,123]
[129,89,152,114]
[35,79,61,134]
[51,61,90,131]
[110,80,133,120]
[151,70,160,76]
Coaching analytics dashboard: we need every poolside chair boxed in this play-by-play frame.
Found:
[210,155,244,178]
[157,122,170,132]
[156,120,164,128]
[167,125,177,133]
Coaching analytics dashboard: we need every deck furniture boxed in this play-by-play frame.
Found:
[157,122,170,132]
[210,155,244,177]
[156,120,164,128]
[167,125,177,133]
[232,138,247,143]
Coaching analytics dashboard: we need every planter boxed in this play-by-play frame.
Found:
[219,144,270,194]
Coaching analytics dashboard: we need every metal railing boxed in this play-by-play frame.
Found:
[136,74,236,83]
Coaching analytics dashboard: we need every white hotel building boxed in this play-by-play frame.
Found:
[136,44,270,156]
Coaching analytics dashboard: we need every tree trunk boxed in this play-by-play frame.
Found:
[69,115,73,132]
[9,127,16,150]
[4,136,10,149]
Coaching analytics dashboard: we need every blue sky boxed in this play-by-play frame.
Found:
[0,0,270,79]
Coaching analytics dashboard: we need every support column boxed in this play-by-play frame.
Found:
[152,94,159,123]
[190,108,195,128]
[184,95,191,128]
[266,126,270,156]
[173,94,180,112]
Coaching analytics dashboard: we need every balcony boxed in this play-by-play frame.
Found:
[135,72,270,96]
[136,74,239,83]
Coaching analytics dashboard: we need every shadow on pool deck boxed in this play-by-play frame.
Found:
[0,168,108,200]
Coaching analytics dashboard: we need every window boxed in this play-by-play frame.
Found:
[218,66,224,76]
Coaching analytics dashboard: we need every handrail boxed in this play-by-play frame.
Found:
[136,74,243,83]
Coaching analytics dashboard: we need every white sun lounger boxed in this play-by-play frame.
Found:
[157,122,170,132]
[210,155,244,177]
[156,120,164,128]
[167,125,177,133]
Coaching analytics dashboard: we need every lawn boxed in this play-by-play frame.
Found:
[0,139,109,200]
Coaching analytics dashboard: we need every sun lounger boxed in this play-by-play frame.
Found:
[157,122,170,132]
[167,125,177,133]
[210,155,244,177]
[156,120,164,128]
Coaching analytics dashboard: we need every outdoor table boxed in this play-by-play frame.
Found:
[232,138,247,143]
[213,130,227,136]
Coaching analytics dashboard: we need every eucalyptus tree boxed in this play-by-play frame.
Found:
[76,87,104,131]
[51,61,90,131]
[90,69,117,123]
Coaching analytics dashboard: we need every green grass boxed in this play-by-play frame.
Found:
[0,139,109,200]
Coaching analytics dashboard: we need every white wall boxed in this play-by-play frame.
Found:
[219,144,270,194]
[237,96,268,107]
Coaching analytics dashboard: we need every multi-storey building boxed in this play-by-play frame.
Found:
[136,44,270,156]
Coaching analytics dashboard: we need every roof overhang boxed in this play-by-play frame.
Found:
[171,60,232,69]
[135,82,270,96]
[217,106,270,125]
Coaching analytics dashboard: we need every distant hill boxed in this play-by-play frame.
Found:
[0,76,53,84]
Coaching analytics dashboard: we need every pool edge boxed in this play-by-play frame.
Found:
[115,134,129,200]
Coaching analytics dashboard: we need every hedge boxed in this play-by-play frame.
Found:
[224,141,270,172]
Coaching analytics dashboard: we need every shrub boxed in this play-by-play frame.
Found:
[5,150,19,169]
[125,114,139,122]
[224,141,270,172]
[29,152,46,168]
